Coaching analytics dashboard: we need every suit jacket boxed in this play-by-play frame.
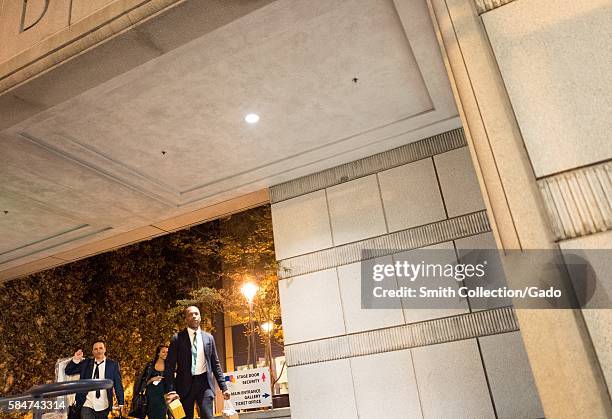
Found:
[164,329,227,399]
[65,357,124,410]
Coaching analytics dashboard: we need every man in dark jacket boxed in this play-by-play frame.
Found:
[65,340,124,419]
[164,306,230,419]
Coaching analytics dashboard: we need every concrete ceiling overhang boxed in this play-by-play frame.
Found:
[0,0,460,281]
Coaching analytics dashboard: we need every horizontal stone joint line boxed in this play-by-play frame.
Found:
[284,307,518,366]
[0,223,89,257]
[57,132,180,193]
[17,132,178,207]
[270,128,467,203]
[0,226,112,264]
[278,210,490,278]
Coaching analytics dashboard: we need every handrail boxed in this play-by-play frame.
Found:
[29,379,113,398]
[0,379,113,417]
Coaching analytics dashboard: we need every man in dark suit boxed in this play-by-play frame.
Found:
[65,340,124,419]
[164,306,230,419]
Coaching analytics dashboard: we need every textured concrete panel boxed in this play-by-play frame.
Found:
[0,134,171,224]
[378,158,446,232]
[0,194,87,256]
[560,231,612,400]
[412,339,495,419]
[279,269,345,344]
[337,256,404,334]
[287,359,358,419]
[479,331,544,418]
[351,350,423,419]
[272,190,332,260]
[435,147,486,217]
[455,232,511,310]
[483,0,612,177]
[327,175,387,245]
[397,242,469,323]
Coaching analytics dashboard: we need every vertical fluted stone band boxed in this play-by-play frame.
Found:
[539,161,612,241]
[473,0,517,15]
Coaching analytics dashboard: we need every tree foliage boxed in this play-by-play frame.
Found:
[180,207,283,385]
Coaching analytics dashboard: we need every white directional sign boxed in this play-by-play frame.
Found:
[224,367,273,410]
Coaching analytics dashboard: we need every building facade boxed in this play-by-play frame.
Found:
[1,0,610,417]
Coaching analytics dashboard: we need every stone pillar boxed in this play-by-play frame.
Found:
[270,129,543,418]
[426,0,612,417]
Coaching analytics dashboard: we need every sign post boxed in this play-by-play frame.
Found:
[224,367,272,410]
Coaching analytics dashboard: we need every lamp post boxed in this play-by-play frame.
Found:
[241,282,259,369]
[261,321,277,394]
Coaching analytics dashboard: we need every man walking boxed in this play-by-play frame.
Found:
[164,306,230,419]
[65,340,124,418]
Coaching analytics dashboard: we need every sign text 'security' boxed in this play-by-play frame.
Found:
[20,0,50,33]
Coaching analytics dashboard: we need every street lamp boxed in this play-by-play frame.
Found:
[261,321,277,394]
[261,321,273,334]
[241,282,258,302]
[241,282,259,369]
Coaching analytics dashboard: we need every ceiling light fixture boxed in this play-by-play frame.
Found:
[245,113,260,124]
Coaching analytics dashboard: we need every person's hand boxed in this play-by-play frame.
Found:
[165,392,179,403]
[73,349,83,362]
[222,390,231,400]
[147,376,163,385]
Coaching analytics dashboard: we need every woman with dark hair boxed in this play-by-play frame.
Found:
[134,345,169,419]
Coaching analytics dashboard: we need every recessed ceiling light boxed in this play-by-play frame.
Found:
[245,113,260,124]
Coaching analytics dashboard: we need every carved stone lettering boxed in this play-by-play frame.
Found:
[19,0,50,32]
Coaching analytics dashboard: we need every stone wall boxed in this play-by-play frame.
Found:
[270,129,543,418]
[478,0,612,401]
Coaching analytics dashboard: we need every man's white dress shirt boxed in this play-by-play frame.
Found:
[76,356,109,411]
[187,327,207,375]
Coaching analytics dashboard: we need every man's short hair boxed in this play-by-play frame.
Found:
[184,305,200,316]
[92,339,106,348]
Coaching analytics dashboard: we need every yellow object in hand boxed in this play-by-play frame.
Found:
[168,399,186,419]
